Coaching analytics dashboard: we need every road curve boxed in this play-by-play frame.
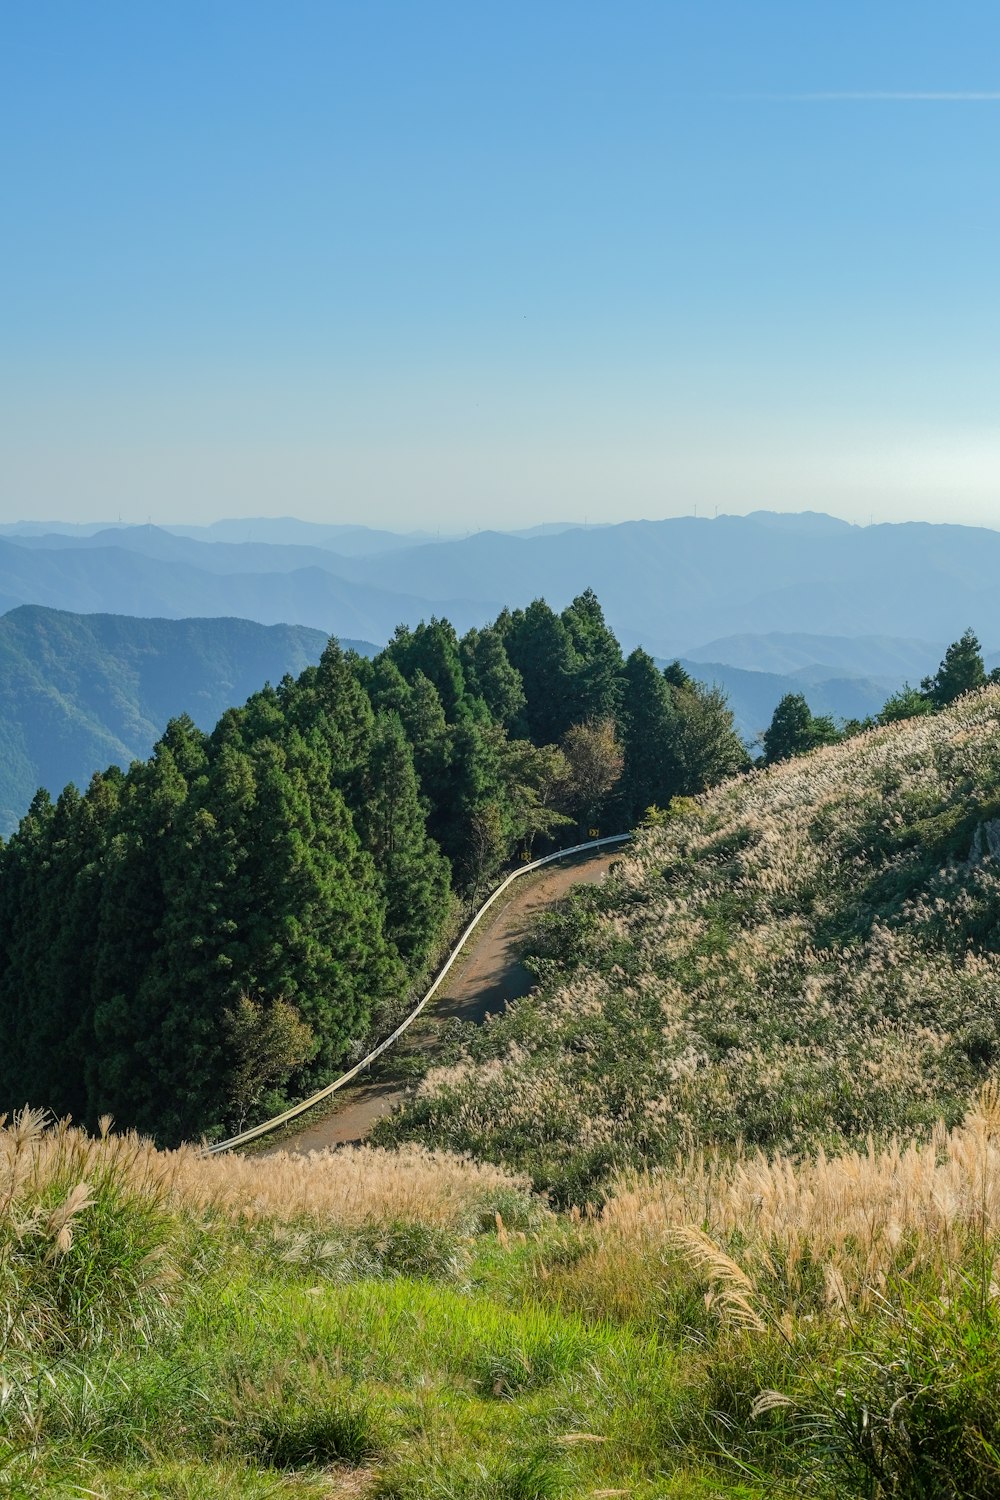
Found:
[277,848,618,1154]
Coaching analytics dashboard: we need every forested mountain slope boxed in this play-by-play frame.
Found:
[0,597,895,839]
[389,685,1000,1198]
[0,607,371,836]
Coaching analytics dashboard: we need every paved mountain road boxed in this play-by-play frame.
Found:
[277,848,617,1154]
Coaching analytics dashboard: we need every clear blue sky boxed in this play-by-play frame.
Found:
[3,1,999,530]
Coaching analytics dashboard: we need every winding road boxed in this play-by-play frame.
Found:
[277,847,617,1154]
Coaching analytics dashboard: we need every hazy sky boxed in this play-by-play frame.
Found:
[3,2,1000,531]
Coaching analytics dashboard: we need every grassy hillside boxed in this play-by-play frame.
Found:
[387,686,1000,1197]
[0,607,374,835]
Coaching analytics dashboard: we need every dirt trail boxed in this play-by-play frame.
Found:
[278,849,616,1154]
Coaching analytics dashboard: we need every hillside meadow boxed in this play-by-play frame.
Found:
[387,684,1000,1199]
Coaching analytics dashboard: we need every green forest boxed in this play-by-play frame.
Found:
[0,590,747,1145]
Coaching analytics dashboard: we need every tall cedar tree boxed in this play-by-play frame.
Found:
[503,600,580,743]
[621,648,683,819]
[561,589,625,724]
[762,693,840,765]
[460,626,526,729]
[361,711,451,966]
[921,629,987,708]
[385,620,467,723]
[88,739,202,1138]
[0,783,111,1122]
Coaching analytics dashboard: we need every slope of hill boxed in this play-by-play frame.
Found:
[0,607,366,835]
[388,686,1000,1196]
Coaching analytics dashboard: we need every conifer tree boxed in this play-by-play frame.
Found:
[386,619,467,722]
[399,670,453,813]
[283,637,375,792]
[365,655,413,718]
[92,737,259,1139]
[621,648,682,819]
[0,786,98,1122]
[562,589,624,723]
[88,740,205,1138]
[921,629,987,708]
[461,626,526,728]
[762,693,840,765]
[879,683,934,724]
[361,712,451,965]
[503,599,580,743]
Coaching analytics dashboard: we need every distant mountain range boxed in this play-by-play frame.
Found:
[1,510,997,832]
[682,631,947,682]
[672,659,899,746]
[2,512,998,663]
[0,607,369,837]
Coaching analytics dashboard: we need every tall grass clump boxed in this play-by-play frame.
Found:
[1,1108,178,1358]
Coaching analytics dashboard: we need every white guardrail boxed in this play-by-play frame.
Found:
[205,832,632,1154]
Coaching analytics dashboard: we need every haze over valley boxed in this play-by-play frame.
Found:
[6,509,1000,660]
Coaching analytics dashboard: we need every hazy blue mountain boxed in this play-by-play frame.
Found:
[675,659,895,746]
[738,510,855,537]
[0,537,495,643]
[4,513,1000,676]
[317,515,1000,656]
[0,521,122,538]
[0,607,373,836]
[684,631,946,683]
[161,518,439,553]
[13,525,371,576]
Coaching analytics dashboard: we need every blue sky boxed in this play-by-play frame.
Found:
[3,1,1000,530]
